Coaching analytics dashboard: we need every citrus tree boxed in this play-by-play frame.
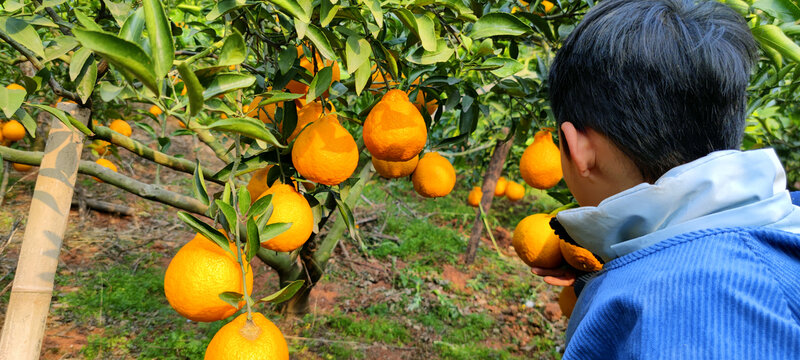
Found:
[1,0,800,357]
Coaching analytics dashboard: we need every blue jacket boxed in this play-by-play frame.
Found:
[555,149,800,359]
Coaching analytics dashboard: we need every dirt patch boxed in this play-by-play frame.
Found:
[441,264,467,292]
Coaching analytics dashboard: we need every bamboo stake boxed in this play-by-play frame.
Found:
[0,102,89,360]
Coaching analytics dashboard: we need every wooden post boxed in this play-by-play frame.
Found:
[0,102,89,360]
[464,132,515,265]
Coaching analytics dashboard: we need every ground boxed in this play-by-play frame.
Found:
[0,116,567,359]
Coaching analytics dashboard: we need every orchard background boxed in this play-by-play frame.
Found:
[1,0,799,358]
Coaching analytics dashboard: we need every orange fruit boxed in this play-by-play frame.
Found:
[0,126,4,142]
[3,120,26,142]
[409,89,438,116]
[371,155,419,179]
[6,83,25,91]
[505,181,525,202]
[559,239,603,272]
[370,68,399,91]
[149,105,163,116]
[558,286,577,318]
[92,140,111,155]
[246,166,273,200]
[204,312,289,360]
[363,90,428,161]
[291,113,358,186]
[164,234,254,322]
[93,158,118,182]
[467,186,482,207]
[411,152,456,198]
[512,213,563,268]
[289,101,325,142]
[12,163,32,172]
[245,95,281,124]
[109,119,132,137]
[495,176,508,196]
[542,0,555,13]
[520,130,563,189]
[257,183,314,252]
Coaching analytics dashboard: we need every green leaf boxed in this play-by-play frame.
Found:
[345,36,371,74]
[69,47,92,81]
[238,186,251,215]
[98,82,124,102]
[259,222,293,244]
[361,0,383,28]
[305,24,336,60]
[44,36,79,63]
[19,15,58,28]
[407,39,455,65]
[75,56,98,103]
[178,4,203,15]
[336,197,358,239]
[177,211,233,254]
[178,62,204,116]
[218,291,243,308]
[278,46,297,74]
[205,117,285,148]
[143,0,174,81]
[354,60,371,95]
[193,160,210,206]
[26,103,94,136]
[119,8,145,43]
[218,30,246,66]
[249,193,272,218]
[753,0,800,22]
[253,91,304,105]
[752,25,800,64]
[469,13,532,39]
[306,66,333,102]
[0,17,45,58]
[14,107,35,139]
[73,28,159,95]
[0,86,26,118]
[202,73,256,99]
[483,57,523,77]
[74,9,102,31]
[246,218,259,262]
[103,0,133,26]
[215,199,238,234]
[320,0,340,27]
[415,13,437,52]
[3,0,25,12]
[207,0,248,21]
[266,0,311,23]
[258,280,305,304]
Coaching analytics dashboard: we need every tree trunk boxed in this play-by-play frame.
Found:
[0,102,89,360]
[464,133,515,265]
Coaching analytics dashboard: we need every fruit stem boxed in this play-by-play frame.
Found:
[230,135,254,321]
[549,202,578,216]
[478,204,504,258]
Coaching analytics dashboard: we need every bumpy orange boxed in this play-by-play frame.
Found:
[558,286,577,318]
[372,155,419,179]
[512,213,563,268]
[149,105,163,116]
[520,130,563,189]
[291,114,358,186]
[246,95,282,124]
[6,83,25,91]
[408,89,438,116]
[204,312,289,360]
[246,166,273,200]
[412,152,456,198]
[109,119,132,137]
[257,184,314,252]
[290,102,325,141]
[559,239,603,272]
[93,158,118,182]
[286,46,341,99]
[467,186,482,207]
[495,176,508,196]
[505,181,525,202]
[364,90,427,161]
[164,234,254,322]
[3,120,25,141]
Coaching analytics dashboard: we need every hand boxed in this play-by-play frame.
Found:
[531,266,576,287]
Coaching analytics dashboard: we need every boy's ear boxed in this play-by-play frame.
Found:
[560,122,595,177]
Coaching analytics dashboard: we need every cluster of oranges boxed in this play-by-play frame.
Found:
[89,119,132,182]
[3,84,33,172]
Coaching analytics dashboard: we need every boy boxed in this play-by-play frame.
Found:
[531,0,800,358]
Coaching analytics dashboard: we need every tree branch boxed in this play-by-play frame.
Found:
[0,29,79,102]
[92,126,224,184]
[0,146,209,216]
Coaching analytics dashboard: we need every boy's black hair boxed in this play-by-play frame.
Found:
[549,0,758,183]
